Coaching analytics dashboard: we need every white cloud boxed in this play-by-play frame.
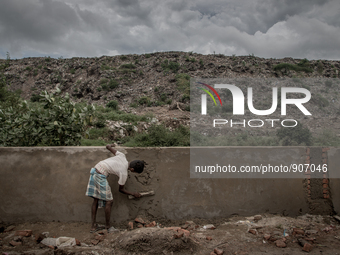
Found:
[0,0,339,59]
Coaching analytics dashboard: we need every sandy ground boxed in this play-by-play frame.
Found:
[1,214,340,255]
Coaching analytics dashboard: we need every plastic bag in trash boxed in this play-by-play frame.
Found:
[41,237,76,247]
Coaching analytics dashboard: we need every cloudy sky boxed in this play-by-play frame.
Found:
[0,0,339,60]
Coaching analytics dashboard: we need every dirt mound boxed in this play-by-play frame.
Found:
[115,228,198,254]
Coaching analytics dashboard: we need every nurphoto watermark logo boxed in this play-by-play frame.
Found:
[189,77,335,179]
[197,81,311,128]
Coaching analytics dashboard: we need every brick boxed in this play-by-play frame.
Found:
[322,153,327,158]
[323,173,328,179]
[323,194,330,199]
[308,190,311,195]
[137,224,144,228]
[323,179,329,184]
[145,221,156,228]
[248,229,257,235]
[165,227,181,231]
[306,148,310,154]
[305,174,311,179]
[323,189,328,194]
[323,184,328,189]
[128,221,134,230]
[307,179,310,185]
[263,234,271,240]
[15,230,32,237]
[322,147,329,152]
[307,185,310,190]
[214,248,224,255]
[275,239,287,248]
[303,243,313,252]
[76,239,81,246]
[323,159,327,164]
[293,228,305,235]
[305,156,310,161]
[177,229,190,237]
[206,236,212,241]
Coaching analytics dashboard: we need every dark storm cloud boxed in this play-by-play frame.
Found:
[0,0,339,59]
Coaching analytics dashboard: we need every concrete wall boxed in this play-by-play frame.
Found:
[0,147,338,223]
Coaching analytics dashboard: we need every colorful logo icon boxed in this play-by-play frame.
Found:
[196,82,222,106]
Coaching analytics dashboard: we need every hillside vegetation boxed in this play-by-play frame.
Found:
[1,52,340,146]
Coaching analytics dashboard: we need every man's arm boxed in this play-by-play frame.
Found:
[106,144,117,155]
[119,185,141,198]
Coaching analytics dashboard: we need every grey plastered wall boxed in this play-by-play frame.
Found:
[0,147,333,223]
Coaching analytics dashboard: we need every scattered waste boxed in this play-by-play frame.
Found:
[41,237,76,248]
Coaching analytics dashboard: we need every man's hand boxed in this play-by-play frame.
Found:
[133,192,141,198]
[106,144,117,155]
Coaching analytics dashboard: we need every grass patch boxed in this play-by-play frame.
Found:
[273,59,313,73]
[176,73,190,95]
[123,124,190,147]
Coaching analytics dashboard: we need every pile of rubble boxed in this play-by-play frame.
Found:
[1,214,340,254]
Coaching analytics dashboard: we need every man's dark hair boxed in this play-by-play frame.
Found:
[129,160,146,173]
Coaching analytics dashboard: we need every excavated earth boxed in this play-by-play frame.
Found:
[1,214,340,255]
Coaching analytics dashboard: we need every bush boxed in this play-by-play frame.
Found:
[138,96,151,105]
[273,60,313,73]
[123,124,190,147]
[106,100,118,110]
[108,79,118,89]
[161,60,180,73]
[176,73,190,95]
[120,63,136,69]
[0,88,94,146]
[30,93,40,102]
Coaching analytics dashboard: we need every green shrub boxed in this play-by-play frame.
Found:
[100,78,108,84]
[138,96,151,105]
[0,88,94,146]
[160,93,167,102]
[88,127,110,140]
[273,59,313,73]
[123,124,190,147]
[176,73,190,95]
[120,55,128,60]
[161,60,180,73]
[30,93,40,102]
[101,64,111,70]
[70,68,76,74]
[106,100,118,110]
[120,63,136,69]
[109,79,119,89]
[81,139,107,146]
